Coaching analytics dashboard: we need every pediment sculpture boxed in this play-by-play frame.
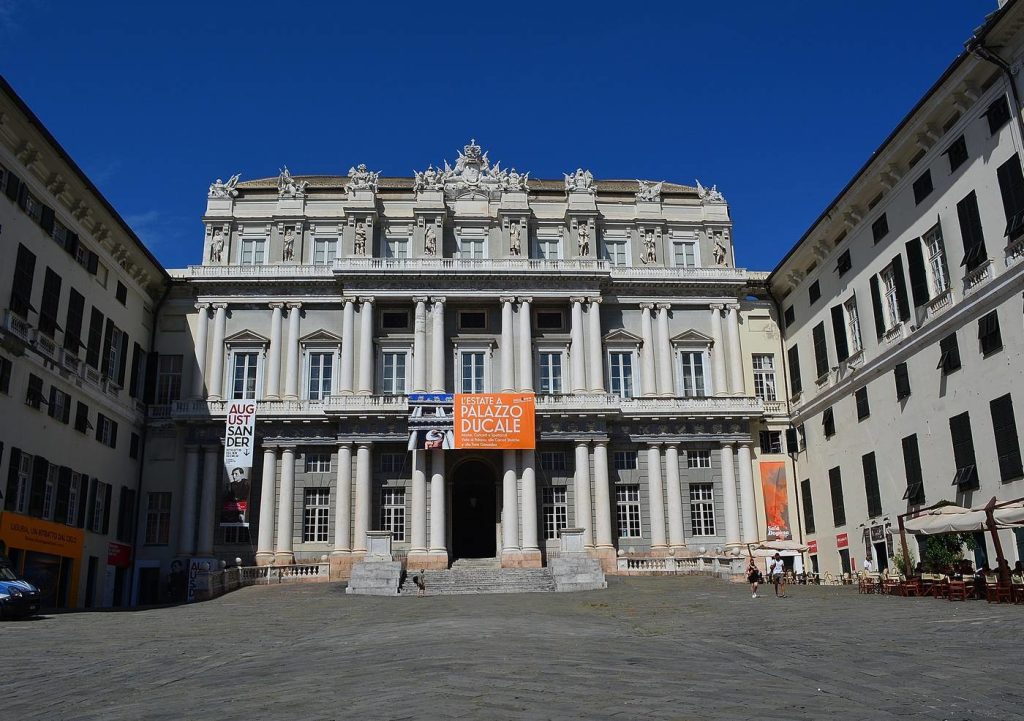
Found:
[277,166,309,198]
[208,174,240,199]
[564,168,594,193]
[346,163,380,197]
[695,179,725,204]
[414,139,529,198]
[635,180,663,203]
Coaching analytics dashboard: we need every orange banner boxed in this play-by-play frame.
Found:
[0,513,85,558]
[759,461,792,541]
[454,394,535,449]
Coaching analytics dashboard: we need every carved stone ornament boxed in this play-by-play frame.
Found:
[423,224,437,256]
[346,163,380,197]
[208,173,241,198]
[635,179,663,203]
[639,229,657,264]
[695,179,725,204]
[564,168,595,193]
[277,166,309,198]
[354,222,367,255]
[509,222,522,256]
[712,230,728,266]
[577,223,591,256]
[283,227,296,261]
[209,228,225,262]
[414,139,529,198]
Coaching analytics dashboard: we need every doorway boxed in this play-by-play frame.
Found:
[873,542,889,572]
[452,460,497,560]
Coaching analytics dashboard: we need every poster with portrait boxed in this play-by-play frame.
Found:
[759,460,792,541]
[222,401,256,527]
[408,393,455,451]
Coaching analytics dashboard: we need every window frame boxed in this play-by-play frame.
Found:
[312,237,338,265]
[675,348,710,398]
[616,484,642,538]
[228,348,264,401]
[687,450,712,469]
[238,236,267,266]
[607,348,637,400]
[536,349,565,395]
[542,486,568,540]
[379,348,411,396]
[304,347,339,401]
[144,491,172,545]
[380,487,406,542]
[751,353,777,402]
[302,487,331,543]
[689,483,717,537]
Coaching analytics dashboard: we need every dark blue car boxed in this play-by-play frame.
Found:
[0,557,41,619]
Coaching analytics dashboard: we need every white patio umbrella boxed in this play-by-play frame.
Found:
[902,504,987,534]
[746,539,810,557]
[993,501,1024,527]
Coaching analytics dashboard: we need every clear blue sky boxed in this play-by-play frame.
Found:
[0,0,998,271]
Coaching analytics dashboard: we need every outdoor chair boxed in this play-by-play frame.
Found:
[986,583,1012,604]
[882,575,900,595]
[842,572,853,585]
[1012,577,1024,604]
[897,578,921,597]
[947,580,968,601]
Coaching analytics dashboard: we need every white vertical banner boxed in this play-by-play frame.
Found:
[222,401,256,527]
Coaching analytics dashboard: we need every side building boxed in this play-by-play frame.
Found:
[769,2,1024,577]
[0,78,168,607]
[137,142,795,595]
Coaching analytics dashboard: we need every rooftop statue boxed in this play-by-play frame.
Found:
[564,168,594,193]
[277,166,309,198]
[415,139,529,199]
[635,180,664,203]
[208,173,240,199]
[695,179,725,204]
[346,163,380,197]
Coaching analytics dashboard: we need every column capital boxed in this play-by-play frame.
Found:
[279,444,298,451]
[725,302,741,311]
[286,301,302,310]
[593,439,608,448]
[499,295,517,304]
[341,296,356,306]
[412,296,429,304]
[720,440,735,448]
[356,441,374,450]
[588,296,603,305]
[431,296,447,305]
[575,439,590,449]
[211,302,228,310]
[359,296,375,305]
[518,296,533,304]
[710,303,725,311]
[337,440,353,450]
[639,302,655,311]
[184,443,202,452]
[647,441,663,448]
[268,301,285,310]
[656,302,672,311]
[195,302,211,312]
[569,296,587,305]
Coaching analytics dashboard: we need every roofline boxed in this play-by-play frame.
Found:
[0,74,170,283]
[766,0,1016,287]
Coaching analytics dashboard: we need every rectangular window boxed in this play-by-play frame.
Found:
[460,351,486,393]
[385,237,408,259]
[381,351,408,395]
[880,265,900,330]
[129,433,140,460]
[542,487,568,540]
[677,351,707,397]
[458,311,487,331]
[913,170,933,205]
[96,414,117,448]
[894,362,911,401]
[536,234,560,260]
[307,351,334,400]
[844,296,863,354]
[957,190,988,272]
[41,464,58,520]
[855,386,870,421]
[902,434,926,504]
[812,322,828,378]
[602,239,628,267]
[923,224,950,296]
[9,451,33,514]
[0,355,11,395]
[156,355,183,404]
[986,94,1011,135]
[48,387,71,424]
[752,354,777,401]
[613,451,638,470]
[10,243,36,318]
[990,394,1024,482]
[116,487,136,543]
[38,267,62,337]
[836,249,852,276]
[822,407,835,438]
[978,310,1002,355]
[65,472,81,528]
[90,480,111,534]
[75,401,90,433]
[379,453,406,475]
[26,374,44,409]
[458,237,484,260]
[535,310,564,331]
[828,467,846,527]
[303,488,330,542]
[305,453,331,473]
[115,281,128,306]
[871,214,889,244]
[689,484,716,536]
[608,351,634,400]
[86,308,104,369]
[783,306,795,328]
[538,352,563,394]
[672,241,696,267]
[540,451,567,472]
[800,479,815,534]
[616,485,642,538]
[144,492,172,545]
[759,430,782,454]
[946,134,968,172]
[687,450,711,469]
[380,488,405,542]
[787,345,802,395]
[231,352,259,400]
[998,154,1024,242]
[808,280,821,304]
[949,412,979,490]
[380,310,410,330]
[313,238,337,265]
[937,333,961,374]
[240,238,266,265]
[862,452,882,518]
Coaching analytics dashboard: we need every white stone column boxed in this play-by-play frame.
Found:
[430,297,446,394]
[720,442,741,547]
[640,303,657,397]
[178,445,200,555]
[265,302,284,400]
[500,296,516,393]
[737,443,758,543]
[518,297,533,392]
[357,298,375,395]
[726,303,744,395]
[207,303,228,400]
[501,450,520,555]
[710,304,727,397]
[197,446,219,556]
[520,449,539,555]
[353,443,372,551]
[191,304,210,399]
[410,449,428,552]
[339,299,355,395]
[664,445,685,549]
[333,443,352,554]
[275,447,296,563]
[570,297,587,393]
[412,297,428,394]
[592,441,613,549]
[283,303,302,400]
[429,449,446,554]
[574,441,594,547]
[655,303,673,397]
[587,297,605,393]
[255,447,277,564]
[647,444,668,550]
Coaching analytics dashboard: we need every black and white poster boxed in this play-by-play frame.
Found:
[222,401,256,527]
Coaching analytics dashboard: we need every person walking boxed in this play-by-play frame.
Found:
[771,553,788,598]
[747,558,762,598]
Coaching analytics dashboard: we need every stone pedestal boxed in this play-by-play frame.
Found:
[590,546,618,573]
[329,552,357,580]
[406,551,449,571]
[345,532,402,596]
[518,548,543,568]
[551,528,606,592]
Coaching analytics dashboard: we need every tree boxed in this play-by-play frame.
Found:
[921,533,976,573]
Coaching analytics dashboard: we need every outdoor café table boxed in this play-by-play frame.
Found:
[920,574,947,598]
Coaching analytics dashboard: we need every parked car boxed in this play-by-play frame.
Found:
[0,556,41,619]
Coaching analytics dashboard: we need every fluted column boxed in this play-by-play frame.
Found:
[178,445,200,555]
[664,445,685,549]
[520,449,539,555]
[275,447,296,564]
[283,303,302,400]
[265,302,284,400]
[587,297,605,393]
[640,303,657,396]
[647,444,668,550]
[430,297,446,394]
[339,298,355,394]
[518,297,533,392]
[429,449,446,553]
[726,303,744,395]
[500,296,516,393]
[255,447,278,564]
[655,303,673,396]
[191,304,210,399]
[332,443,353,554]
[710,304,727,396]
[501,450,520,555]
[357,298,375,395]
[207,303,227,400]
[412,297,428,394]
[592,441,613,549]
[570,297,587,393]
[574,441,594,547]
[197,446,219,556]
[352,443,372,551]
[720,443,741,547]
[737,443,757,543]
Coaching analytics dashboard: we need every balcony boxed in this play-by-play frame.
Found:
[619,395,763,417]
[607,265,750,282]
[923,288,954,322]
[1,309,32,344]
[962,259,995,297]
[881,322,905,346]
[333,257,608,277]
[178,264,335,280]
[1005,237,1024,269]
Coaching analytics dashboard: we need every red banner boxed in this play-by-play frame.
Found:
[107,541,132,568]
[836,532,849,549]
[759,461,792,540]
[807,539,818,554]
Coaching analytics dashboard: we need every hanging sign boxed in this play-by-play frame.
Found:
[222,402,256,527]
[759,461,792,541]
[454,394,535,449]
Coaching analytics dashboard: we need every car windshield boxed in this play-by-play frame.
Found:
[0,566,20,581]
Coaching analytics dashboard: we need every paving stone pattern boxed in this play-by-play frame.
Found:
[4,576,1021,720]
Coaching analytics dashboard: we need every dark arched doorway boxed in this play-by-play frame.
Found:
[452,460,497,560]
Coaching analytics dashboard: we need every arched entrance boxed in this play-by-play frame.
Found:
[452,459,497,560]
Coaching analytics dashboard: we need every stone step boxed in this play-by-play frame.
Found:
[399,567,556,596]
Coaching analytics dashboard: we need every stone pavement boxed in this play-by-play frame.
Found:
[4,576,1021,720]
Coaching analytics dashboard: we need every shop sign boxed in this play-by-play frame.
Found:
[807,539,817,554]
[453,394,535,449]
[107,542,132,568]
[836,532,849,549]
[0,514,84,558]
[870,525,885,542]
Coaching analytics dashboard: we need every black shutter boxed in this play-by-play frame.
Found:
[957,191,988,270]
[800,479,815,534]
[55,466,72,524]
[787,345,802,395]
[66,232,80,257]
[902,435,926,504]
[812,322,829,377]
[891,254,911,321]
[862,452,882,518]
[5,447,21,511]
[829,467,846,527]
[64,288,85,353]
[110,421,118,449]
[16,179,28,209]
[894,362,911,400]
[87,477,98,530]
[78,476,92,528]
[29,456,48,517]
[101,319,115,377]
[101,484,112,534]
[128,343,143,398]
[86,308,104,368]
[785,427,799,454]
[86,251,98,275]
[905,237,929,307]
[990,395,1023,482]
[39,205,55,234]
[3,172,20,201]
[869,274,885,340]
[117,332,129,387]
[950,412,979,488]
[830,304,849,362]
[144,351,159,404]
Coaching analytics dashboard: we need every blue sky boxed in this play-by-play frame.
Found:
[0,0,997,270]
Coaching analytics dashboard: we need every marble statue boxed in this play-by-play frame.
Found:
[413,165,444,193]
[505,167,529,192]
[277,167,308,198]
[416,140,529,199]
[640,230,657,264]
[713,235,728,266]
[577,224,591,256]
[354,222,367,255]
[635,180,664,203]
[209,229,225,262]
[564,168,594,193]
[424,225,437,256]
[509,223,522,256]
[283,228,295,261]
[208,174,240,199]
[346,163,380,196]
[695,179,725,203]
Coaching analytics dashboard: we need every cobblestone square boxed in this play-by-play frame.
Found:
[5,576,1020,720]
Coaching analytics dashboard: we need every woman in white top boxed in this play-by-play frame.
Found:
[771,553,788,598]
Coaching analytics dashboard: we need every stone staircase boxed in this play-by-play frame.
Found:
[399,558,557,596]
